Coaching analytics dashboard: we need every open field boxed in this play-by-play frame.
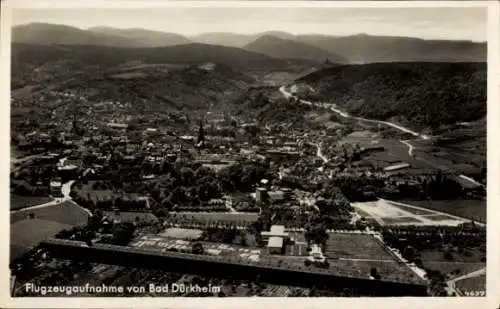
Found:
[11,84,41,99]
[323,233,393,261]
[386,202,436,216]
[10,201,90,226]
[380,217,422,225]
[259,71,297,85]
[420,249,485,264]
[260,255,423,284]
[423,261,485,280]
[409,143,484,177]
[10,200,90,260]
[425,214,462,221]
[413,134,485,175]
[330,259,423,284]
[110,72,149,79]
[361,139,437,172]
[455,275,486,295]
[11,218,72,260]
[355,137,484,176]
[10,194,52,210]
[355,208,374,219]
[399,199,485,223]
[353,199,468,226]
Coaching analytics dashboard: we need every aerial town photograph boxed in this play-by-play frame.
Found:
[7,4,489,299]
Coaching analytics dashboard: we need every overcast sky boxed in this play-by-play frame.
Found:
[12,7,487,42]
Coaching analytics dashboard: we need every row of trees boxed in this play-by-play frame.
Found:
[329,170,478,202]
[73,158,274,216]
[420,171,466,200]
[71,192,147,212]
[382,226,485,251]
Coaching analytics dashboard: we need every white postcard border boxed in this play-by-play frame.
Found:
[1,1,499,308]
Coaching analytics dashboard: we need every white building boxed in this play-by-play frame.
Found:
[261,225,289,240]
[261,225,289,255]
[267,236,284,254]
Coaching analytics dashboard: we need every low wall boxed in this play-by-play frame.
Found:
[41,238,427,296]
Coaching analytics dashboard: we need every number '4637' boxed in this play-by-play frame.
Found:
[464,291,486,297]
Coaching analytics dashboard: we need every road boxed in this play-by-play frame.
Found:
[279,84,484,188]
[446,267,486,296]
[11,155,93,216]
[400,140,414,156]
[10,154,42,173]
[10,198,61,214]
[10,179,92,217]
[459,174,485,188]
[279,86,429,139]
[11,155,36,165]
[314,143,333,180]
[316,142,329,163]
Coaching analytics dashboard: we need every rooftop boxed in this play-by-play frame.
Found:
[261,225,289,238]
[270,225,285,234]
[50,181,62,187]
[58,164,79,171]
[107,123,129,129]
[267,236,284,248]
[384,162,411,171]
[268,191,285,202]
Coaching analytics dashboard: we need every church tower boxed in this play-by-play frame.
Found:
[197,119,205,147]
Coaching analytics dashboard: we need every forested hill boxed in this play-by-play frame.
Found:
[297,62,486,131]
[11,43,306,71]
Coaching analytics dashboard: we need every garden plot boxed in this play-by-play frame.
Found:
[160,228,203,240]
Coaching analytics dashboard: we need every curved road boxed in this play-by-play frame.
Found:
[279,85,484,188]
[400,140,414,157]
[316,142,329,164]
[10,180,75,214]
[11,179,92,217]
[279,86,430,139]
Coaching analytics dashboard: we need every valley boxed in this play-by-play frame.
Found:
[9,21,487,298]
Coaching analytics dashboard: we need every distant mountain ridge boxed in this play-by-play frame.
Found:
[88,26,191,47]
[11,42,317,71]
[12,23,141,47]
[243,35,346,63]
[294,33,486,63]
[12,23,486,63]
[190,31,296,47]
